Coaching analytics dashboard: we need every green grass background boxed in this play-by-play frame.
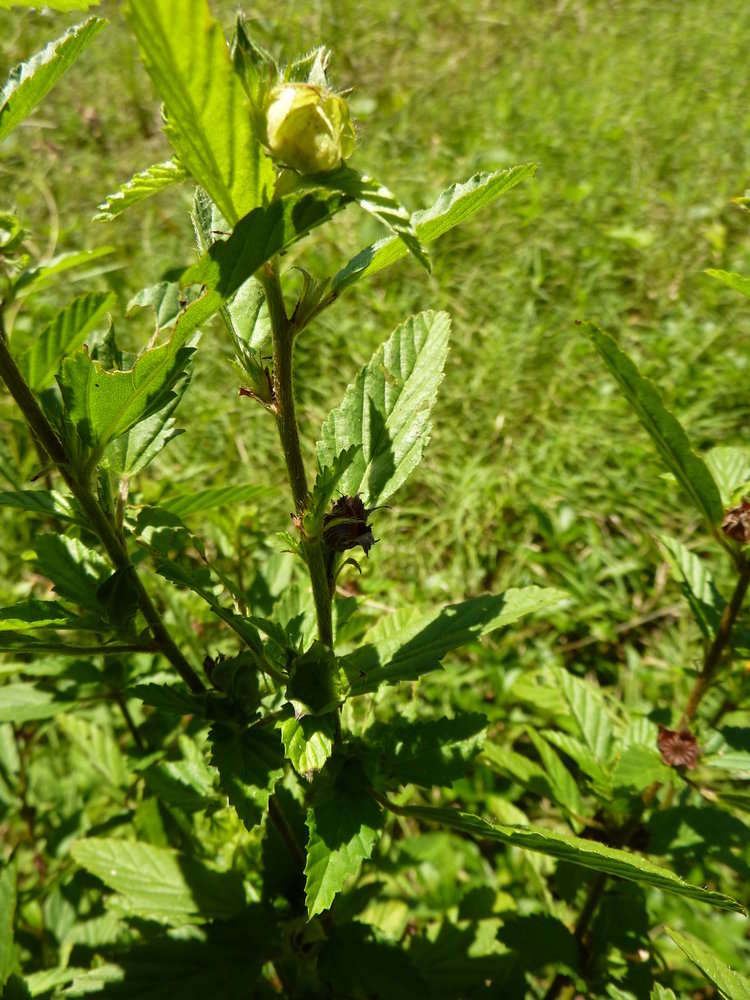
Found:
[2,0,750,702]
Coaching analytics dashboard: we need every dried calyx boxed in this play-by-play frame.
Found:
[657,725,700,769]
[323,495,376,554]
[721,497,750,545]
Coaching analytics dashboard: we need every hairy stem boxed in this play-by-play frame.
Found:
[260,263,334,648]
[0,314,205,693]
[679,555,750,727]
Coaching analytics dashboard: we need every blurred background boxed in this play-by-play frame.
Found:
[2,0,750,693]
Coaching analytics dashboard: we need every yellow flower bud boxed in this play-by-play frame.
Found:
[265,83,355,175]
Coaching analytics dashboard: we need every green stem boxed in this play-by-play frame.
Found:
[679,555,750,728]
[260,263,334,648]
[0,314,205,694]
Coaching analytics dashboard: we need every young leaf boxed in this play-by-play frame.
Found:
[19,292,115,391]
[332,163,535,293]
[124,0,273,225]
[586,325,723,526]
[344,586,566,695]
[305,761,384,916]
[667,927,750,999]
[94,160,187,222]
[309,166,430,271]
[209,724,285,830]
[0,17,105,143]
[399,807,744,913]
[705,268,750,299]
[0,856,16,986]
[317,311,451,506]
[555,667,613,761]
[305,446,358,534]
[70,838,246,922]
[278,713,336,775]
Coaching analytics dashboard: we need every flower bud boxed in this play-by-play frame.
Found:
[264,83,355,175]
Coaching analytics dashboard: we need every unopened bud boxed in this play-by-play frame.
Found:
[265,83,355,175]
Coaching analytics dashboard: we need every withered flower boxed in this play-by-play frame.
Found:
[657,725,700,770]
[721,497,750,544]
[323,495,375,554]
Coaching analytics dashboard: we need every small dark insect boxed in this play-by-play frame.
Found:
[323,494,376,554]
[657,725,700,770]
[721,497,750,545]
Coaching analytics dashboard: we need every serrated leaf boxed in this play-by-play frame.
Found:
[667,927,750,999]
[130,682,206,717]
[70,838,245,922]
[0,490,78,523]
[367,713,486,789]
[0,856,16,984]
[543,730,611,790]
[658,533,724,639]
[555,668,613,761]
[304,761,383,916]
[160,483,270,518]
[612,744,673,791]
[399,806,745,913]
[278,713,335,774]
[705,268,750,299]
[332,163,535,292]
[0,17,105,143]
[58,338,195,469]
[650,987,678,1000]
[705,446,750,505]
[58,716,127,789]
[13,247,115,300]
[106,379,189,477]
[35,534,108,612]
[19,292,115,391]
[94,160,187,222]
[526,728,584,825]
[0,600,75,632]
[310,166,429,270]
[344,586,566,695]
[124,0,272,225]
[586,325,723,526]
[317,311,450,506]
[306,446,359,534]
[209,724,284,830]
[482,742,550,790]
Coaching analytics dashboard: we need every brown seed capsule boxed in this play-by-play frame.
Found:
[323,495,376,554]
[721,497,750,544]
[657,725,700,770]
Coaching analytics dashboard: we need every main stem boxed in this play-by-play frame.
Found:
[679,554,750,727]
[0,315,204,693]
[261,263,334,648]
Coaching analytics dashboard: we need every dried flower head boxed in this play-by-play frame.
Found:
[657,725,700,769]
[323,495,375,554]
[721,497,750,545]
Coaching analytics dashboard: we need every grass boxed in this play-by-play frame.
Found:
[2,0,750,721]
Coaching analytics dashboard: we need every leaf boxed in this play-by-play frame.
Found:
[58,338,195,468]
[0,684,70,723]
[667,928,750,999]
[19,292,115,391]
[650,987,678,1000]
[543,730,611,790]
[0,17,105,143]
[94,160,187,222]
[343,586,566,695]
[705,446,750,505]
[130,682,206,717]
[34,534,108,612]
[399,806,745,913]
[0,600,75,632]
[305,446,359,534]
[555,668,613,761]
[0,856,16,985]
[12,247,115,300]
[331,163,535,293]
[658,533,724,638]
[366,713,487,790]
[209,724,284,830]
[70,838,246,922]
[107,380,189,477]
[317,311,451,506]
[160,483,270,518]
[305,761,384,916]
[525,729,584,825]
[612,745,674,791]
[311,166,429,271]
[58,716,127,789]
[586,325,723,526]
[124,0,272,225]
[0,490,78,524]
[278,713,336,775]
[705,268,750,299]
